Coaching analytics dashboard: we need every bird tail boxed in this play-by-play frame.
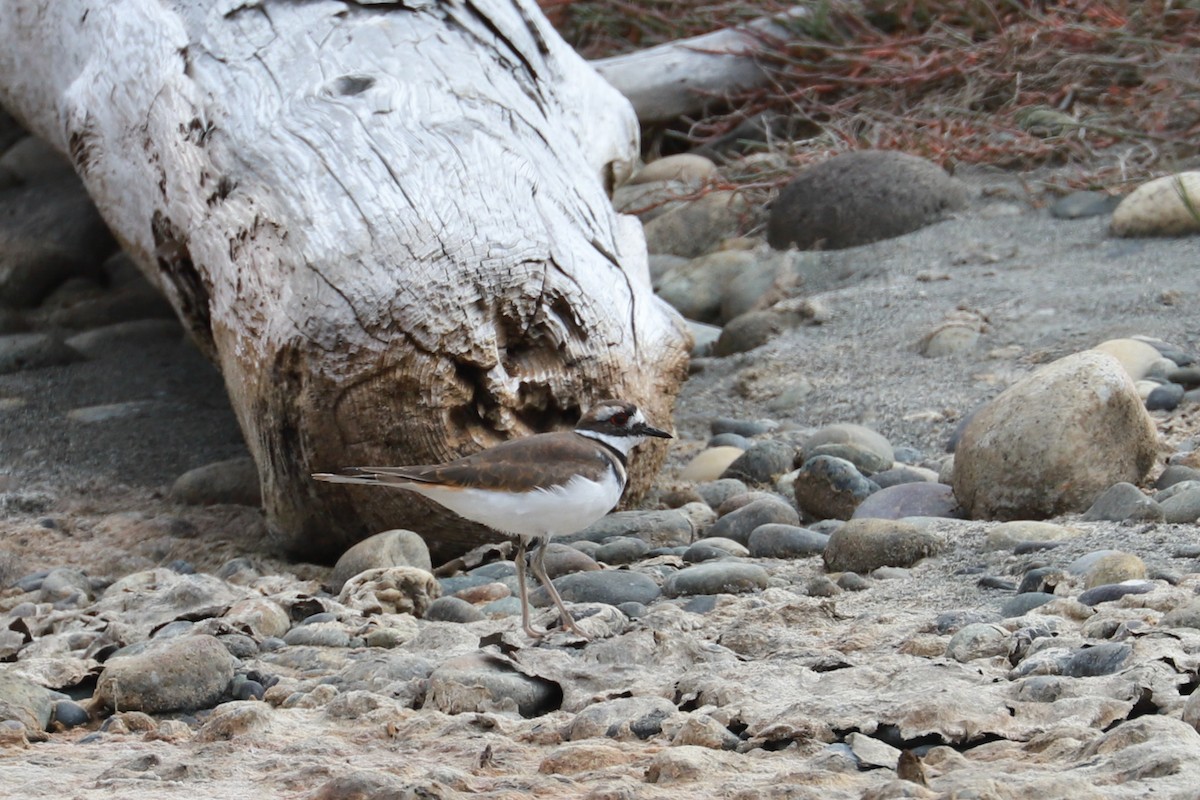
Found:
[312,467,426,486]
[311,471,381,485]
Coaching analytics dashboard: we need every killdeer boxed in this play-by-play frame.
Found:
[313,400,671,638]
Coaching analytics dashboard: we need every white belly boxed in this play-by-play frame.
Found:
[407,470,623,538]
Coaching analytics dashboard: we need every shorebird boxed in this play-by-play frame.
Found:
[313,400,671,637]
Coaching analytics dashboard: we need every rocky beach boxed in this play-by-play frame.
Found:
[5,104,1200,800]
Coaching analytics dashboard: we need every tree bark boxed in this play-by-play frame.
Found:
[0,0,689,563]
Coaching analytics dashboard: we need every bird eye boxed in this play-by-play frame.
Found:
[611,411,630,425]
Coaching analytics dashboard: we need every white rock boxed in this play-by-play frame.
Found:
[1111,172,1200,236]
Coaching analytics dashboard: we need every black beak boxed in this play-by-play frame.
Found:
[638,423,673,439]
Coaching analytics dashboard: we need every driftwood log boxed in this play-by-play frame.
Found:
[0,0,689,563]
[594,8,810,125]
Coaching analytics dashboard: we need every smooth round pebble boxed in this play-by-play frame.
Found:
[1062,643,1132,678]
[94,635,236,714]
[1156,465,1200,490]
[747,524,829,559]
[169,456,262,508]
[1146,382,1185,411]
[983,521,1078,551]
[946,623,1009,662]
[694,479,750,509]
[953,351,1158,520]
[594,537,649,565]
[662,562,768,597]
[568,510,694,549]
[870,465,937,488]
[721,440,797,485]
[1079,552,1146,589]
[836,572,869,591]
[1001,592,1057,618]
[822,519,942,573]
[705,497,799,546]
[850,482,962,521]
[793,456,879,520]
[52,700,90,728]
[708,433,754,450]
[425,596,486,623]
[805,423,894,474]
[680,447,745,482]
[534,570,661,607]
[328,529,432,593]
[806,576,841,597]
[1077,581,1155,606]
[1159,487,1200,523]
[682,543,729,563]
[1081,482,1163,522]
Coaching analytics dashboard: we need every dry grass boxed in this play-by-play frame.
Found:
[542,0,1200,191]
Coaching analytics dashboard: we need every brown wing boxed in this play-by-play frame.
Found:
[344,432,620,493]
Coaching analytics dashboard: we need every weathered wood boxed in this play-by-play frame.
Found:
[0,0,689,563]
[593,8,810,125]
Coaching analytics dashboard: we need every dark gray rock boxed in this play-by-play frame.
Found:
[52,700,90,729]
[767,151,967,251]
[721,440,797,485]
[1018,567,1066,595]
[533,569,661,607]
[0,178,117,307]
[662,562,768,597]
[169,457,262,508]
[682,543,732,563]
[1156,465,1200,490]
[424,596,486,623]
[0,332,83,374]
[822,519,942,572]
[1159,487,1200,523]
[850,482,963,521]
[705,497,799,545]
[714,311,785,356]
[1146,382,1185,411]
[594,537,649,566]
[1155,479,1200,503]
[94,634,236,714]
[1081,482,1163,522]
[1000,592,1057,618]
[1062,643,1132,678]
[793,455,878,520]
[537,543,602,579]
[1077,581,1155,606]
[747,524,829,559]
[694,478,750,509]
